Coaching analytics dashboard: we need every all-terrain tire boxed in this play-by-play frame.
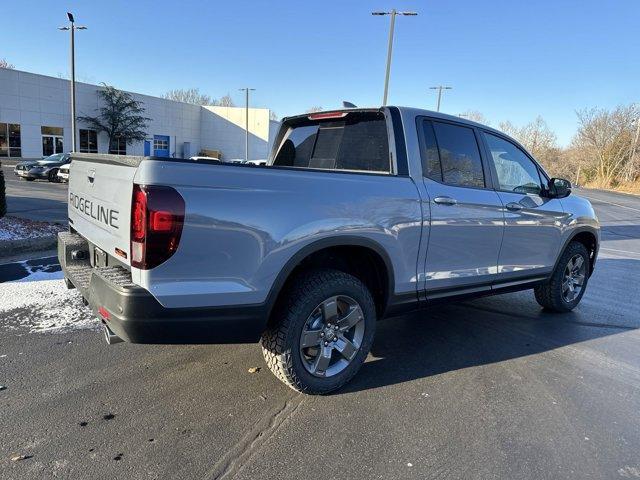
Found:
[534,241,590,312]
[260,268,376,394]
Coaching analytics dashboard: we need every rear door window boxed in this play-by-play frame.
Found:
[430,121,485,188]
[419,120,443,181]
[272,112,390,173]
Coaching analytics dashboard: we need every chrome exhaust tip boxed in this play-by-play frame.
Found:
[103,323,124,345]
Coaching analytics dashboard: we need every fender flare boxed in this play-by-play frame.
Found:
[263,235,396,318]
[552,226,600,277]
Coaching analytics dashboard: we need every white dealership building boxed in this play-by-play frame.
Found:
[0,68,279,160]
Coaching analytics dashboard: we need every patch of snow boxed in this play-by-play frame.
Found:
[0,279,98,333]
[0,216,65,241]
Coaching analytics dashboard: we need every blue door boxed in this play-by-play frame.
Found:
[144,140,151,156]
[153,135,170,157]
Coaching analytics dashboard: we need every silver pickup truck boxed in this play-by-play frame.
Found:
[58,107,599,394]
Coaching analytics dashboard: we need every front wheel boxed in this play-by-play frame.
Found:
[261,269,376,394]
[534,241,590,312]
[48,169,59,182]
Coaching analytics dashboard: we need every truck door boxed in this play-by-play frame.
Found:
[418,118,505,297]
[480,131,566,279]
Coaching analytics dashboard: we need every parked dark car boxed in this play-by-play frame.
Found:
[14,153,71,182]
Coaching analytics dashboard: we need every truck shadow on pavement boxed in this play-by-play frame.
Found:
[342,257,640,394]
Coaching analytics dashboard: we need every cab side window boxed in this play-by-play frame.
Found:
[420,119,485,188]
[420,120,442,181]
[483,132,543,195]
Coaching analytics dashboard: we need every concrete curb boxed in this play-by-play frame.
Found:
[0,235,58,259]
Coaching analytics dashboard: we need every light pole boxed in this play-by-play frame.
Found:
[429,85,452,112]
[372,9,417,106]
[239,87,255,162]
[59,12,86,153]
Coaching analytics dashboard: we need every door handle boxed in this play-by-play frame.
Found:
[505,202,523,211]
[433,196,457,206]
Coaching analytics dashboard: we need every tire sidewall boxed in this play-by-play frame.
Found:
[285,273,376,393]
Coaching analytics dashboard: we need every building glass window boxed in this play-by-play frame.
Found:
[0,123,22,158]
[41,126,64,156]
[153,138,169,150]
[79,129,98,153]
[109,137,127,155]
[41,126,64,136]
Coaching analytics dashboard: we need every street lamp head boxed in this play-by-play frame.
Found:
[67,12,75,23]
[399,11,418,15]
[75,26,87,30]
[371,11,389,15]
[58,26,70,31]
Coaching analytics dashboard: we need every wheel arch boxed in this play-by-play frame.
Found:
[264,236,395,323]
[556,227,599,277]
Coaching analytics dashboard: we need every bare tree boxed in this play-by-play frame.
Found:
[623,109,640,182]
[306,106,323,113]
[269,111,279,121]
[0,58,15,69]
[218,94,235,107]
[571,105,639,187]
[459,110,489,125]
[162,88,215,106]
[499,116,560,173]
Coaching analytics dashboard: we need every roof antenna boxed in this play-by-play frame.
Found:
[342,101,357,108]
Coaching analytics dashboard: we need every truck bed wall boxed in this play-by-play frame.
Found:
[132,162,423,309]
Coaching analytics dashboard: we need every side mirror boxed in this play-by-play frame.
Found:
[548,178,572,199]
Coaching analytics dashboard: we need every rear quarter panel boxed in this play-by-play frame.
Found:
[133,162,423,308]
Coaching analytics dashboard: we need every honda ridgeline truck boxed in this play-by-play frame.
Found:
[58,107,600,394]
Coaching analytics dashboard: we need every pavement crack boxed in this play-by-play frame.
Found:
[206,394,304,480]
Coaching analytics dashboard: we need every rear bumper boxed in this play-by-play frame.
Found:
[58,232,267,344]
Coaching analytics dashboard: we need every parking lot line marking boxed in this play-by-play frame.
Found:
[600,247,640,256]
[584,194,640,213]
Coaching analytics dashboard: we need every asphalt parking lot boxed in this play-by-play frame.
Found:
[1,185,640,479]
[2,161,68,223]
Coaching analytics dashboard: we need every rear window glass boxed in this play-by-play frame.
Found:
[272,112,390,173]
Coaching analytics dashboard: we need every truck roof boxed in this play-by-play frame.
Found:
[281,106,506,138]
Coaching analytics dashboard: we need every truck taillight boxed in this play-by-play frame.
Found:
[130,184,185,270]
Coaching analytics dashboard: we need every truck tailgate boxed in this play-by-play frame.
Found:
[68,156,137,265]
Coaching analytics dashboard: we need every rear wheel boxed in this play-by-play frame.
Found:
[534,241,590,312]
[261,269,376,394]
